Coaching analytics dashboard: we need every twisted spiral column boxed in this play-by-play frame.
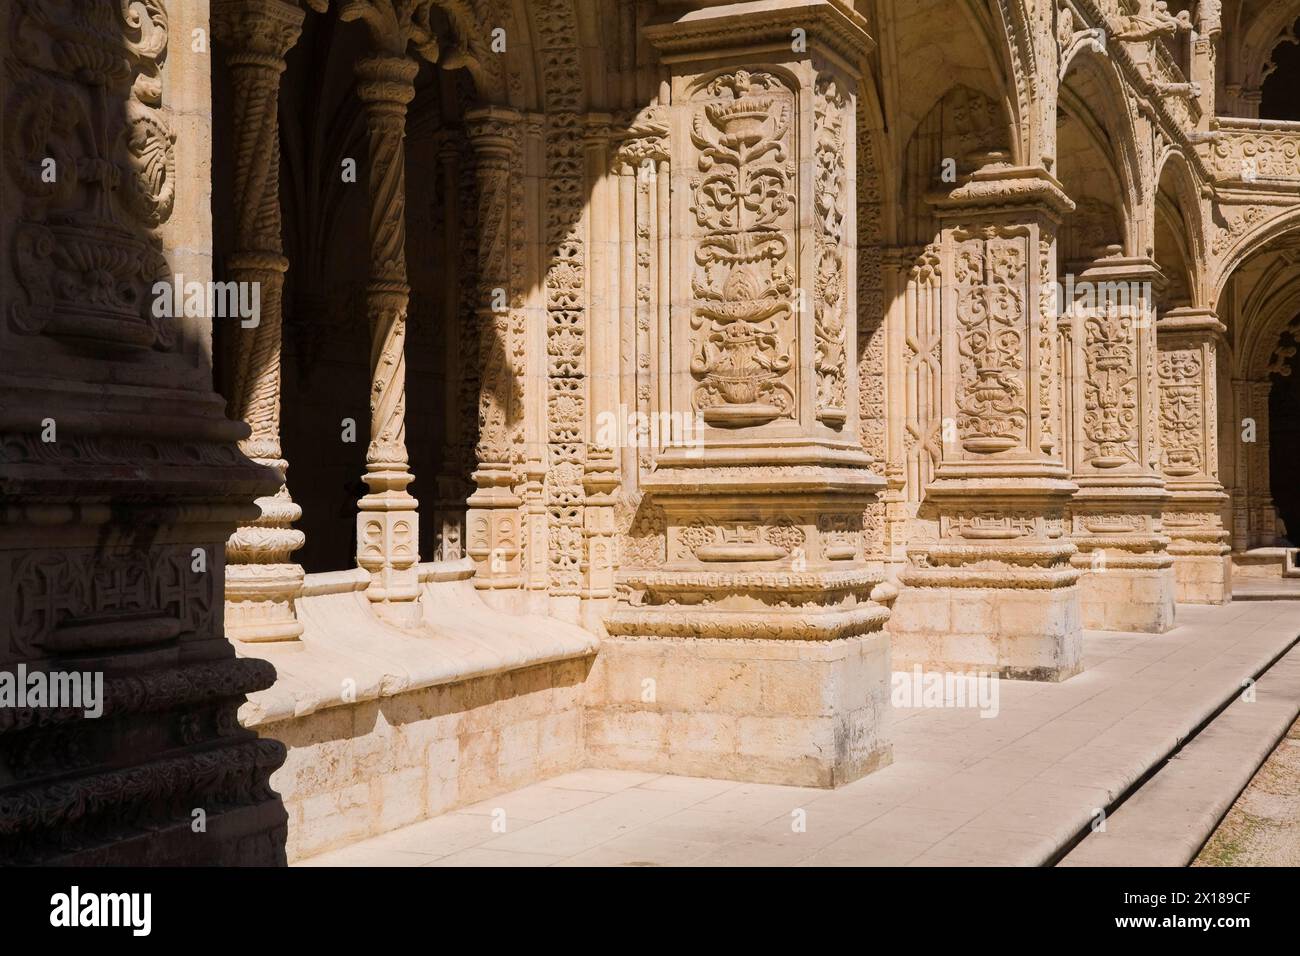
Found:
[354,55,422,627]
[213,0,306,643]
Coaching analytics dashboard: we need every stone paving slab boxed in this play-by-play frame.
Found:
[1060,646,1300,866]
[300,601,1300,867]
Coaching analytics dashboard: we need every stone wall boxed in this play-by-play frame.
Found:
[264,656,589,861]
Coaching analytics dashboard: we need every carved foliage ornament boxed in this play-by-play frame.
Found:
[688,70,796,427]
[951,230,1029,453]
[1158,347,1204,476]
[6,0,177,351]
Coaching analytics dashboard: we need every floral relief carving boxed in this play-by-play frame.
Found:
[6,0,177,351]
[688,70,796,426]
[1158,348,1204,477]
[813,76,849,426]
[1082,305,1139,468]
[951,230,1029,453]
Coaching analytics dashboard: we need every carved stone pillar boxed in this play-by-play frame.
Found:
[594,2,893,788]
[213,0,306,643]
[890,165,1083,681]
[1,0,285,863]
[1157,307,1231,602]
[464,107,523,593]
[1063,258,1175,632]
[353,55,421,628]
[431,139,465,562]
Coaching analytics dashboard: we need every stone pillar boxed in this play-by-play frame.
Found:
[1247,379,1279,546]
[213,0,306,643]
[1063,257,1175,632]
[1157,307,1231,602]
[464,107,523,593]
[891,165,1082,680]
[353,56,421,628]
[593,2,893,788]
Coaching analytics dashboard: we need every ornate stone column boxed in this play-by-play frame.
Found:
[213,0,306,643]
[464,107,523,593]
[890,165,1083,680]
[1063,257,1175,632]
[353,54,422,627]
[1157,307,1231,602]
[594,2,894,788]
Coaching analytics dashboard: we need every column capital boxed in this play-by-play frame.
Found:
[645,0,874,69]
[465,106,522,155]
[928,164,1075,223]
[1157,306,1226,337]
[354,55,419,107]
[212,0,305,61]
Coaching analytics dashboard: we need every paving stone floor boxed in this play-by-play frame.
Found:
[301,601,1300,867]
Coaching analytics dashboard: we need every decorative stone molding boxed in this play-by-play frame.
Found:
[213,0,307,643]
[1203,119,1300,186]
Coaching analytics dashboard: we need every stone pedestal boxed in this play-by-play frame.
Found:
[891,165,1083,681]
[600,1,893,786]
[1063,258,1174,631]
[1158,308,1231,603]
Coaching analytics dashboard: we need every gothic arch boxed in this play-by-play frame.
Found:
[1211,204,1300,310]
[1154,147,1208,308]
[1056,47,1144,254]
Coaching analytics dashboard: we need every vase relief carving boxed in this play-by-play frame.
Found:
[951,231,1029,453]
[688,70,797,427]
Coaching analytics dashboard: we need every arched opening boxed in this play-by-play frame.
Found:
[212,5,483,575]
[1261,19,1300,121]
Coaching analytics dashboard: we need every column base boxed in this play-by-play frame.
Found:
[1074,560,1176,631]
[585,631,892,788]
[225,563,306,642]
[1170,549,1232,604]
[890,576,1082,681]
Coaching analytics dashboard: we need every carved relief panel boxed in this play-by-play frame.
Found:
[942,226,1034,457]
[6,0,177,353]
[686,69,798,428]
